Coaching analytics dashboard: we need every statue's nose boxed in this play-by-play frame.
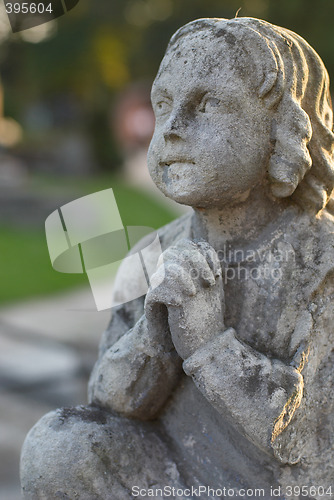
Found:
[163,112,187,141]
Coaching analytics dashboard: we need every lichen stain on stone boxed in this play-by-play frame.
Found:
[215,29,237,47]
[241,365,262,397]
[58,406,108,426]
[55,492,71,499]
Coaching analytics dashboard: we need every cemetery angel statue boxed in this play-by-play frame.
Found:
[21,17,334,499]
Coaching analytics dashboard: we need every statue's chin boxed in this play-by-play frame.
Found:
[159,184,253,210]
[159,186,197,207]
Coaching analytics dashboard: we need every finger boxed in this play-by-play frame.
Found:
[147,262,196,306]
[156,239,219,289]
[169,246,216,288]
[187,259,216,288]
[194,240,222,279]
[174,238,221,279]
[181,243,218,287]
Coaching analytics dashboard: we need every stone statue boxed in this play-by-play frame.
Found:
[21,18,334,499]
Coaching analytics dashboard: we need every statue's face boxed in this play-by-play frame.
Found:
[148,33,272,208]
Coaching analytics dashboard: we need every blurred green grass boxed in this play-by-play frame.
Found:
[0,225,88,303]
[0,174,179,304]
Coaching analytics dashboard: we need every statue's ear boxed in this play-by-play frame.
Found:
[6,0,80,34]
[268,94,312,198]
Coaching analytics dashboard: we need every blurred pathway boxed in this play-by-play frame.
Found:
[0,288,111,500]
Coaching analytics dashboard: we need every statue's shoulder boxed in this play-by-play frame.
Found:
[286,205,334,250]
[290,207,334,293]
[308,207,334,260]
[159,210,193,250]
[314,207,334,275]
[130,211,193,255]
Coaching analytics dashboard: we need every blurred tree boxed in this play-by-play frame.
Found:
[267,0,334,78]
[0,0,333,173]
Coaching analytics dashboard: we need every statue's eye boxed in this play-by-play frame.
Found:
[155,100,171,117]
[199,96,221,113]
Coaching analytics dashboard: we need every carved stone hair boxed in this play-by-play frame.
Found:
[166,18,334,213]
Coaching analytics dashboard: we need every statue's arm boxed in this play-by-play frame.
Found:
[88,307,182,419]
[182,326,305,463]
[87,225,184,419]
[88,221,194,419]
[182,265,334,466]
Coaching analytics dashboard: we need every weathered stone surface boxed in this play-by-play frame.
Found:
[0,288,105,499]
[21,17,334,499]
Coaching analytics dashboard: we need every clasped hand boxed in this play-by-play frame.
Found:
[145,239,225,360]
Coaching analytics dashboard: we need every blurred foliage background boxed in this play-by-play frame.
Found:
[0,0,333,303]
[2,0,334,173]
